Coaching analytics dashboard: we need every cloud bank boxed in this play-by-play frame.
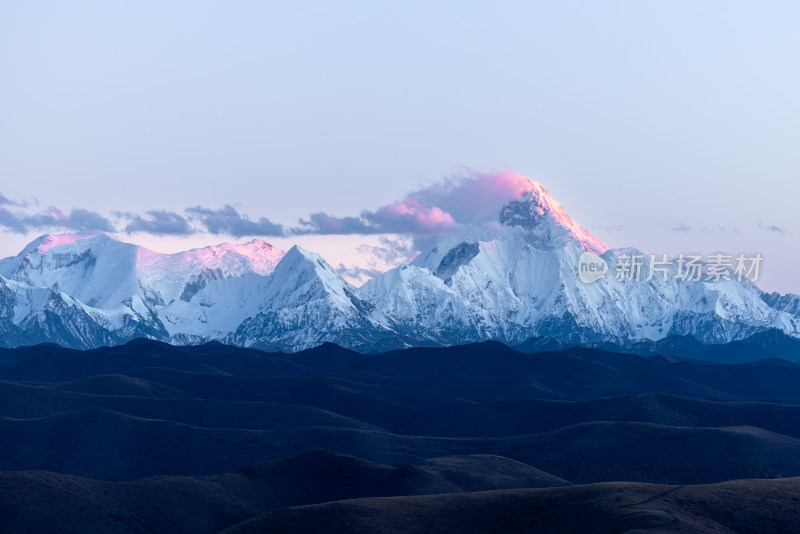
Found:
[186,205,284,237]
[124,210,193,236]
[0,169,536,240]
[409,169,535,223]
[0,206,115,234]
[297,169,533,236]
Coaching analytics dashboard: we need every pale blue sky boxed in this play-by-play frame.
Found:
[0,1,797,292]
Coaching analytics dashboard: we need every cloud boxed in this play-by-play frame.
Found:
[365,199,460,234]
[408,169,534,223]
[0,206,115,234]
[1,169,538,241]
[124,210,193,236]
[356,236,417,265]
[0,193,32,208]
[53,208,116,233]
[337,236,417,284]
[671,223,691,232]
[0,200,284,239]
[296,199,459,236]
[766,225,785,234]
[292,170,532,237]
[756,221,787,235]
[0,208,28,233]
[298,212,373,235]
[334,263,384,281]
[186,205,285,237]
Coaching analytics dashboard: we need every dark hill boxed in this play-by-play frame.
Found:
[222,477,800,534]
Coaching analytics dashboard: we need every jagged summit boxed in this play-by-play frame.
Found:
[497,182,607,254]
[280,244,322,265]
[265,245,353,307]
[232,245,391,350]
[412,178,605,272]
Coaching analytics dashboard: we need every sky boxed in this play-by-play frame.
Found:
[0,1,798,293]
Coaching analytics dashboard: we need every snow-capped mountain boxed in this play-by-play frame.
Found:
[0,234,286,348]
[0,275,119,349]
[0,178,798,352]
[0,234,284,308]
[232,246,397,350]
[361,183,800,345]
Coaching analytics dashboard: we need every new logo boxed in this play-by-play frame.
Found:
[578,251,608,284]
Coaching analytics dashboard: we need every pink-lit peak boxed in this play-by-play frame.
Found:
[135,238,286,276]
[532,182,607,254]
[499,175,608,254]
[23,233,285,277]
[32,233,107,254]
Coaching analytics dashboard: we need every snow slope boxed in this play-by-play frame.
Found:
[0,178,798,351]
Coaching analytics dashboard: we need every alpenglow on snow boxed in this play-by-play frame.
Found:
[0,177,797,351]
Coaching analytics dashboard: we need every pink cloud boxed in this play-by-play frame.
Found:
[367,198,460,234]
[294,169,533,236]
[410,169,535,223]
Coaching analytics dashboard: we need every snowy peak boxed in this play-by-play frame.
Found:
[233,245,389,351]
[138,239,285,278]
[0,234,286,311]
[272,245,333,282]
[23,233,107,255]
[497,182,607,254]
[277,245,329,271]
[265,245,356,309]
[412,179,606,273]
[0,233,141,309]
[13,233,286,276]
[9,233,126,266]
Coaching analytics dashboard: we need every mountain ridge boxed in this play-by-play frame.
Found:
[1,177,798,353]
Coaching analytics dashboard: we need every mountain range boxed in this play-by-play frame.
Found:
[1,179,797,352]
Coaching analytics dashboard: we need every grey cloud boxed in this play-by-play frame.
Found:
[2,170,534,240]
[1,201,285,239]
[186,205,285,237]
[0,193,32,208]
[756,221,787,235]
[59,209,116,233]
[0,206,115,234]
[293,199,459,236]
[125,210,193,236]
[296,212,375,235]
